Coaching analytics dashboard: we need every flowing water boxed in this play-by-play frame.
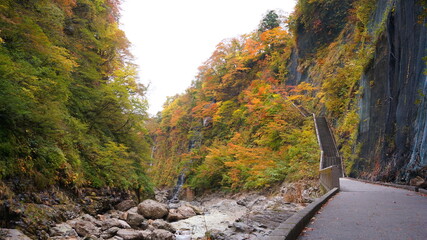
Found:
[170,173,185,203]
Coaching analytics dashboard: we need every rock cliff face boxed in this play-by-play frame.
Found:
[294,0,354,58]
[288,0,426,182]
[357,0,426,181]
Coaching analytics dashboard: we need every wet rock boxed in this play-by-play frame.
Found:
[116,200,136,212]
[151,219,176,233]
[153,229,175,240]
[0,229,32,240]
[74,220,101,237]
[176,205,196,219]
[116,229,152,240]
[100,227,120,239]
[137,199,168,219]
[49,223,78,237]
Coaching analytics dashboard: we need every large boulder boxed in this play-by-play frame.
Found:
[137,199,168,219]
[152,229,175,240]
[116,229,152,240]
[74,220,101,237]
[116,200,137,212]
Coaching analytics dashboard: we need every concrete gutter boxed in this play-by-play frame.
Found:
[266,187,339,240]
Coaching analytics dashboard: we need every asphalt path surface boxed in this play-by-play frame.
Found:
[298,178,427,240]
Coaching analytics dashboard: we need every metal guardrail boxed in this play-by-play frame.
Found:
[314,114,342,191]
[284,97,342,191]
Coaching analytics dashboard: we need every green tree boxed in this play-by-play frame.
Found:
[258,10,280,32]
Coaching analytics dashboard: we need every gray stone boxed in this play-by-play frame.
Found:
[126,211,145,228]
[166,209,183,222]
[50,223,78,237]
[106,237,124,240]
[116,229,152,240]
[151,219,176,233]
[49,237,80,240]
[100,226,120,239]
[232,222,254,233]
[0,229,32,240]
[81,214,102,226]
[140,230,153,240]
[74,220,101,237]
[137,199,168,219]
[116,200,137,212]
[101,218,131,231]
[152,229,175,240]
[176,205,196,219]
[185,204,203,215]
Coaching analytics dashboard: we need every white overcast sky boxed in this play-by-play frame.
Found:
[120,0,297,115]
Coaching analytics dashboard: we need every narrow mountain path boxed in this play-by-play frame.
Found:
[298,178,427,240]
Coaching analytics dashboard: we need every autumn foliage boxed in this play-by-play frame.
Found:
[149,21,320,191]
[0,0,152,193]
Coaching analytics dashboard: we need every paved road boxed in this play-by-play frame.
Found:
[298,178,427,240]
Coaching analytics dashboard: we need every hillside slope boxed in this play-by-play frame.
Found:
[0,0,152,192]
[151,0,427,190]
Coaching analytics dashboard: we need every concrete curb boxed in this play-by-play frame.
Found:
[266,187,339,240]
[347,177,426,194]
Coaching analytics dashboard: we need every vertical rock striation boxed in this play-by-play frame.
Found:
[357,0,427,181]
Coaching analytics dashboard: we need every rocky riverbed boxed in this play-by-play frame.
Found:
[0,180,319,239]
[170,193,306,239]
